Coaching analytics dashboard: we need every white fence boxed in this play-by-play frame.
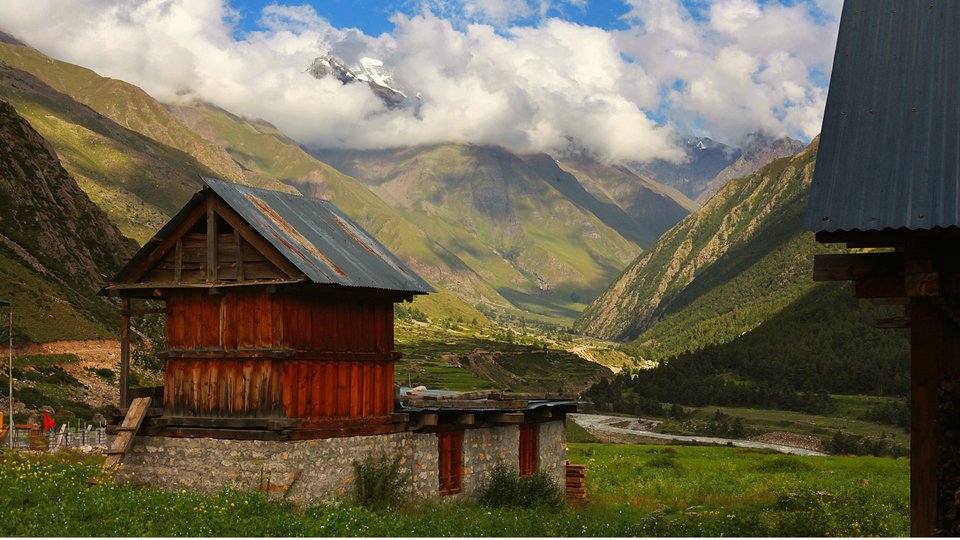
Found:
[5,424,110,451]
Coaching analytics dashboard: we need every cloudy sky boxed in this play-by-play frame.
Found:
[0,0,842,162]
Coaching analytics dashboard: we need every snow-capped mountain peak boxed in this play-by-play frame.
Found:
[307,53,407,107]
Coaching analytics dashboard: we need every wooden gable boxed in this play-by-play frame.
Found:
[107,190,305,294]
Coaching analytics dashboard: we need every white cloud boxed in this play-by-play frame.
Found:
[0,0,840,162]
[617,0,840,144]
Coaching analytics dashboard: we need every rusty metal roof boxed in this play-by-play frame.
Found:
[205,178,434,293]
[804,0,960,234]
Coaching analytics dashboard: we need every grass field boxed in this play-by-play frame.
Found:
[394,322,611,393]
[0,441,908,537]
[657,395,909,448]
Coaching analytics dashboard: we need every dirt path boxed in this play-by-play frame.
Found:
[569,413,828,456]
[13,340,121,408]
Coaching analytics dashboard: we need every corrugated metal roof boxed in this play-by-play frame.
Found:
[804,0,960,233]
[205,178,434,294]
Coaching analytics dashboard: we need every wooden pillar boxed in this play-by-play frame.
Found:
[120,298,131,408]
[911,298,939,536]
[206,201,217,282]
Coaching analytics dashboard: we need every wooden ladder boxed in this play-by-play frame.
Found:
[93,397,151,484]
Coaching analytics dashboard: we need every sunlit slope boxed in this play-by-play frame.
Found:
[316,144,644,321]
[0,39,246,184]
[0,66,211,243]
[557,156,694,243]
[575,138,836,355]
[0,100,133,341]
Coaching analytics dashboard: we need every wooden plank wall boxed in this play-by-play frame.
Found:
[163,290,395,421]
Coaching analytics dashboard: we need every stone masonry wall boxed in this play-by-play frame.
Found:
[538,419,567,487]
[118,420,566,505]
[461,425,518,495]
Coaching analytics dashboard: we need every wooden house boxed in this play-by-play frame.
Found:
[805,1,960,535]
[102,178,576,502]
[103,177,433,439]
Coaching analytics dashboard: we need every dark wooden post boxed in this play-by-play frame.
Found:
[911,297,938,537]
[119,298,130,408]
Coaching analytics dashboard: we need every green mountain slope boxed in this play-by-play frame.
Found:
[0,39,246,184]
[0,65,213,243]
[575,138,844,354]
[314,144,644,321]
[0,99,134,341]
[557,156,693,243]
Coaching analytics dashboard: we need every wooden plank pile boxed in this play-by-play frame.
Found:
[566,461,587,501]
[400,389,574,410]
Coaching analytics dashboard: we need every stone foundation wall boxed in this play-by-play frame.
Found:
[118,420,566,505]
[462,425,518,494]
[539,419,568,486]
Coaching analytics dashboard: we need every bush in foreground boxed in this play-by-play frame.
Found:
[476,462,564,509]
[352,451,408,510]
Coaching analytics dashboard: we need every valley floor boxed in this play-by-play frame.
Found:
[570,413,826,456]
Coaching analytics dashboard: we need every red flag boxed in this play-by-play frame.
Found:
[42,411,55,431]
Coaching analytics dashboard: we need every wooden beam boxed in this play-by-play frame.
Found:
[875,317,910,329]
[409,413,438,430]
[157,348,295,359]
[813,252,903,282]
[490,412,525,424]
[119,298,130,408]
[455,413,475,425]
[174,238,182,283]
[854,276,906,299]
[206,201,217,282]
[906,272,940,297]
[871,297,910,306]
[234,229,244,282]
[529,407,553,419]
[120,307,169,316]
[151,416,301,430]
[401,398,528,409]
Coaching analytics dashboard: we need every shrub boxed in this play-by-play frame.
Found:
[824,430,908,457]
[861,400,910,431]
[755,455,814,473]
[646,456,681,470]
[85,367,116,382]
[476,462,564,509]
[34,366,82,387]
[352,451,408,510]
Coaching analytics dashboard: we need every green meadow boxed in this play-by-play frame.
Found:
[0,441,907,537]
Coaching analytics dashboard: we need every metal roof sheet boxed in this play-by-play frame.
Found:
[205,178,434,294]
[804,0,960,233]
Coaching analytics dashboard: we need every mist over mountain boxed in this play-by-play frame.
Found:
[635,133,806,201]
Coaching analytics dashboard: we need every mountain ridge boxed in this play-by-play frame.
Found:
[574,137,823,347]
[0,98,134,341]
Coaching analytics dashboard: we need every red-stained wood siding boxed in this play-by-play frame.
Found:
[438,431,463,495]
[519,424,538,477]
[162,289,396,422]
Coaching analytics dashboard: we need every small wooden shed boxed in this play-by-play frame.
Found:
[102,178,433,440]
[805,1,960,535]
